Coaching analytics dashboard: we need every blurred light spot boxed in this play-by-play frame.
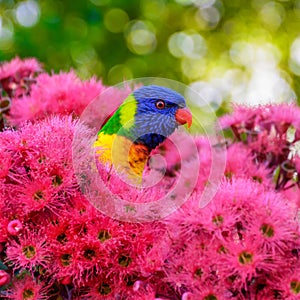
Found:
[107,64,133,85]
[175,0,195,5]
[70,43,97,65]
[228,43,295,105]
[141,0,167,19]
[64,16,88,40]
[181,58,207,80]
[251,0,268,11]
[15,0,40,27]
[188,81,223,110]
[168,32,187,57]
[125,21,157,55]
[0,16,14,51]
[89,0,110,5]
[233,68,295,105]
[175,0,216,8]
[199,6,221,27]
[290,37,300,75]
[130,29,156,53]
[194,0,216,8]
[104,8,129,33]
[222,69,247,98]
[230,42,281,68]
[259,2,285,31]
[290,37,300,66]
[294,0,300,18]
[125,57,148,75]
[175,0,215,6]
[76,60,104,79]
[230,42,254,66]
[168,32,206,59]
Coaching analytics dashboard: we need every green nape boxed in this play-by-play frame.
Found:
[99,107,123,135]
[98,94,137,137]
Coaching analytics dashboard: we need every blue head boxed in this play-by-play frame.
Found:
[128,85,192,150]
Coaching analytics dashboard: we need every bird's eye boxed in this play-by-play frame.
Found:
[155,100,165,109]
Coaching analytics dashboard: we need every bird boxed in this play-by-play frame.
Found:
[93,85,192,182]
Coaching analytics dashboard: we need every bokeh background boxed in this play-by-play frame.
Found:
[1,0,300,108]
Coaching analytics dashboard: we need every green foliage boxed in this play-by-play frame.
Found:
[0,260,8,270]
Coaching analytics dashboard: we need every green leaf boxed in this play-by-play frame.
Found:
[0,261,8,270]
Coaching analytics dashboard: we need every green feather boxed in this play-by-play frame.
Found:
[99,107,122,135]
[99,94,137,136]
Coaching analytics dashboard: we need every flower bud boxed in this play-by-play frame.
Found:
[7,220,23,236]
[0,270,10,286]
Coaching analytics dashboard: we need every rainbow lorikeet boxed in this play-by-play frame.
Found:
[94,85,192,181]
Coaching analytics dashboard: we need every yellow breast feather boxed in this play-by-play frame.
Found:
[94,132,150,182]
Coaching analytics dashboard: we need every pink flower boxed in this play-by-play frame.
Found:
[61,275,72,285]
[273,266,300,299]
[131,279,160,299]
[164,236,217,292]
[82,275,116,299]
[133,280,146,292]
[219,105,264,132]
[83,275,162,299]
[150,132,197,176]
[165,177,300,297]
[6,230,50,271]
[0,150,12,178]
[218,239,276,290]
[9,71,106,126]
[0,57,42,81]
[179,285,229,300]
[44,204,109,285]
[7,219,23,236]
[10,177,60,215]
[0,270,10,286]
[0,56,42,97]
[225,143,272,185]
[181,292,193,300]
[220,104,300,191]
[281,186,300,209]
[268,104,300,134]
[5,274,48,300]
[9,116,78,194]
[48,241,80,285]
[0,215,9,243]
[245,191,298,255]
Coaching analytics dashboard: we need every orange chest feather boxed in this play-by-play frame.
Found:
[94,133,150,179]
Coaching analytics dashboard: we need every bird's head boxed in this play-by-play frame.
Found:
[100,85,192,150]
[131,85,192,149]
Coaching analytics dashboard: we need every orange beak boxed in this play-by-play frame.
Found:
[175,108,192,128]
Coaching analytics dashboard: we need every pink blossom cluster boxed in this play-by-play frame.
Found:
[0,57,300,299]
[0,57,106,128]
[220,104,300,190]
[0,57,42,99]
